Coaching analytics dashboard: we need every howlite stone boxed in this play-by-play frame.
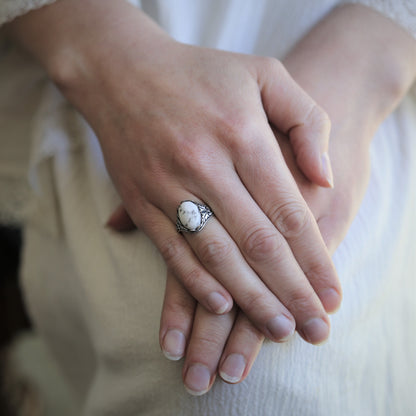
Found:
[177,201,201,231]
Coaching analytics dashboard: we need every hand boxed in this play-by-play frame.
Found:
[6,0,341,344]
[158,4,416,395]
[160,125,370,394]
[110,120,371,392]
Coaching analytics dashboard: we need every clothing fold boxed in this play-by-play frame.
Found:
[0,1,415,415]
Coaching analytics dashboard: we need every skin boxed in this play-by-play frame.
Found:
[6,0,341,345]
[5,0,416,397]
[156,5,416,395]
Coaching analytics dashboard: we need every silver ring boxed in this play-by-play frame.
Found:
[176,200,214,233]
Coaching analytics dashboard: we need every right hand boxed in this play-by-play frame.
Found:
[159,125,371,395]
[8,0,340,343]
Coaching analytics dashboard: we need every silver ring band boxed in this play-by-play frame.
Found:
[176,200,214,233]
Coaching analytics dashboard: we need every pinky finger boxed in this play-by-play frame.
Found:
[159,270,196,361]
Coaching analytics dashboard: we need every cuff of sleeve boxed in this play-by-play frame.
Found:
[340,0,416,39]
[0,0,58,27]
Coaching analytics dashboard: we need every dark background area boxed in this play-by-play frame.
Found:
[0,225,32,415]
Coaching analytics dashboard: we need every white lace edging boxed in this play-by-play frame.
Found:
[342,0,416,39]
[0,0,58,26]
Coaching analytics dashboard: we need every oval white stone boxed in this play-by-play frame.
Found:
[178,201,201,231]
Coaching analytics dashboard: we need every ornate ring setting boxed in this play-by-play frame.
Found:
[176,200,214,233]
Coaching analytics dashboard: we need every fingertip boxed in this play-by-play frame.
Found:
[319,287,342,314]
[219,353,246,384]
[299,316,330,345]
[266,314,296,342]
[288,117,334,189]
[289,135,333,188]
[296,151,334,188]
[321,152,334,188]
[161,329,186,361]
[206,292,233,314]
[184,364,213,396]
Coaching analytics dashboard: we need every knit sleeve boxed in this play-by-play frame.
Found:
[0,0,58,26]
[341,0,416,39]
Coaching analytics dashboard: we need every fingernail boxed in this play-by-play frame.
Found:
[266,315,295,342]
[220,354,246,384]
[321,152,334,188]
[318,288,342,314]
[207,292,230,314]
[301,317,330,345]
[184,364,211,396]
[162,329,186,361]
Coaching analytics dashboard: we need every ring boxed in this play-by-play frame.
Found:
[176,200,214,233]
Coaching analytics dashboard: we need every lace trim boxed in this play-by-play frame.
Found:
[0,0,58,26]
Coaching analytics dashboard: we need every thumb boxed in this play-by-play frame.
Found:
[259,59,334,188]
[289,106,334,188]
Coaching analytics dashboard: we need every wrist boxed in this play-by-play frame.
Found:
[284,4,416,143]
[4,0,172,99]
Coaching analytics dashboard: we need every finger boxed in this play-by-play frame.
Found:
[133,140,335,343]
[106,204,137,232]
[258,58,333,187]
[188,217,298,342]
[218,311,265,384]
[183,166,334,344]
[228,125,342,317]
[153,192,297,343]
[159,270,196,361]
[289,113,334,189]
[137,203,234,315]
[182,305,236,396]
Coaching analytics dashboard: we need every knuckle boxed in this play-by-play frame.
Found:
[174,139,211,175]
[163,293,194,321]
[307,104,331,135]
[242,326,264,345]
[159,235,183,266]
[180,267,205,295]
[260,56,285,74]
[170,134,218,181]
[286,287,318,316]
[304,259,338,293]
[217,113,258,154]
[239,289,269,317]
[235,318,265,344]
[192,332,224,355]
[242,227,283,262]
[198,239,234,269]
[305,260,330,284]
[272,200,310,239]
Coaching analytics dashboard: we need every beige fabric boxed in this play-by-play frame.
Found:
[0,0,58,25]
[0,44,45,224]
[21,87,416,415]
